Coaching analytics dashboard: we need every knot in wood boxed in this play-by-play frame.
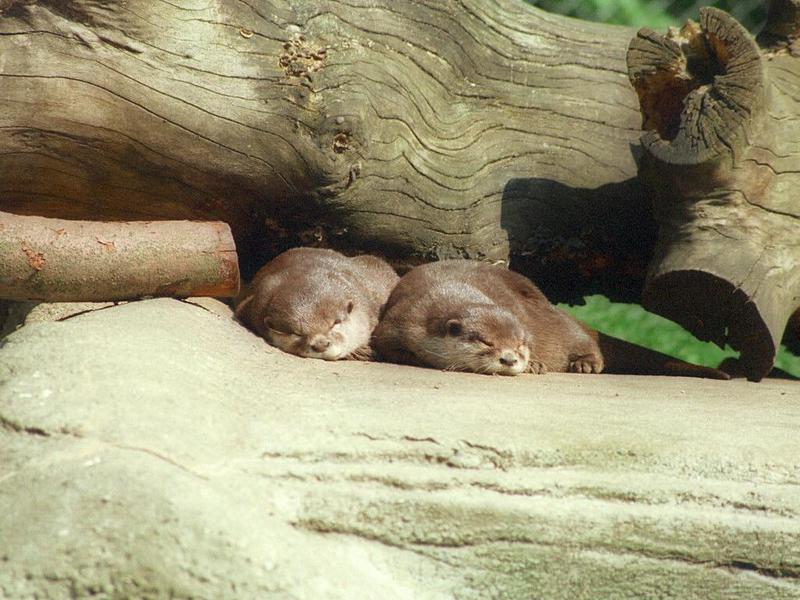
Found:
[332,132,350,154]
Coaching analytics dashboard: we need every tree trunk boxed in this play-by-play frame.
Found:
[0,0,651,300]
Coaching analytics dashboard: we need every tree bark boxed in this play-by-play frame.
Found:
[0,0,651,300]
[0,211,239,301]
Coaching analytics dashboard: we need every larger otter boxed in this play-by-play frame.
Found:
[236,248,398,360]
[372,260,729,379]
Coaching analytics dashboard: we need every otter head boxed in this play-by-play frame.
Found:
[258,277,371,360]
[419,304,530,375]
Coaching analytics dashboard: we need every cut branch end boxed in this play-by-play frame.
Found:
[627,8,764,166]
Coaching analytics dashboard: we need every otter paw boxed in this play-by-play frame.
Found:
[569,355,603,374]
[528,360,548,375]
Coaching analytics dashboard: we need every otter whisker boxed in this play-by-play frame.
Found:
[479,364,496,375]
[445,360,470,372]
[347,346,373,361]
[421,348,453,360]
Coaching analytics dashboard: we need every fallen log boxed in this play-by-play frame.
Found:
[0,211,239,301]
[0,0,652,299]
[626,6,800,381]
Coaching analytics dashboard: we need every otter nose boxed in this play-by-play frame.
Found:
[499,352,518,367]
[310,337,331,353]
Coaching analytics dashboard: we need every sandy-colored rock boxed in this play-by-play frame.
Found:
[0,299,798,599]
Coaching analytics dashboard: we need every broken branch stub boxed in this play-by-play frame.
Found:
[757,0,800,48]
[0,212,240,302]
[627,6,800,381]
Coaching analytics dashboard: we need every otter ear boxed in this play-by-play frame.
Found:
[233,295,254,318]
[446,319,463,337]
[346,300,354,314]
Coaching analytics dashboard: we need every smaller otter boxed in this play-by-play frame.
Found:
[236,248,398,361]
[372,260,729,379]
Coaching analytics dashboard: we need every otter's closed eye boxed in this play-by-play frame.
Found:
[265,319,295,336]
[446,320,463,336]
[467,332,493,346]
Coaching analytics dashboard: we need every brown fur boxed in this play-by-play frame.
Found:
[373,260,729,379]
[236,248,399,360]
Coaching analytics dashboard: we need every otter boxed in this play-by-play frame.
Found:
[372,260,729,379]
[236,248,399,361]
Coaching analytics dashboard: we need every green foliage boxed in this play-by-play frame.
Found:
[529,0,675,28]
[528,0,766,31]
[560,296,800,378]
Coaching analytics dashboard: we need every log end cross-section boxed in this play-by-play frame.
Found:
[628,9,765,166]
[627,5,800,381]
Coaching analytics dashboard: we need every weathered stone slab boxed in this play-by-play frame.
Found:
[1,299,798,599]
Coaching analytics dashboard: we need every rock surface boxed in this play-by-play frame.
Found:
[0,299,798,599]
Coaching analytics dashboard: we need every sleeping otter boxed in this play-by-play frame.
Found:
[372,260,729,379]
[236,248,398,361]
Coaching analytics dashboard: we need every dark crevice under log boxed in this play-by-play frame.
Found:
[628,6,800,381]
